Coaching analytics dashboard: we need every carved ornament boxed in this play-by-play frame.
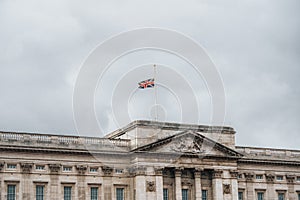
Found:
[223,184,231,194]
[48,164,61,173]
[20,163,33,173]
[146,181,156,192]
[76,165,87,174]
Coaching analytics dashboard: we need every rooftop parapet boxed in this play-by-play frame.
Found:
[0,131,130,152]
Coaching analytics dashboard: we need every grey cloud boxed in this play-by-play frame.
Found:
[0,0,299,149]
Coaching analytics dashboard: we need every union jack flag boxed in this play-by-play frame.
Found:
[138,78,155,89]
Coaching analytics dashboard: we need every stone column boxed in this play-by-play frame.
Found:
[49,164,61,200]
[212,170,223,200]
[230,170,239,200]
[0,163,3,200]
[194,168,202,200]
[135,167,147,200]
[175,168,182,200]
[286,174,296,200]
[101,166,113,200]
[244,172,254,199]
[266,173,275,200]
[76,165,87,200]
[155,168,164,200]
[20,163,33,200]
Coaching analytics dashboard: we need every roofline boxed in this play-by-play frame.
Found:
[105,120,236,139]
[236,146,300,153]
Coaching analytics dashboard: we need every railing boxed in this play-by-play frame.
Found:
[236,146,300,158]
[0,131,130,149]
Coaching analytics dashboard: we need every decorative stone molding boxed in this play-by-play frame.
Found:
[265,173,275,183]
[76,165,87,175]
[212,170,223,178]
[20,163,33,173]
[223,184,231,194]
[48,164,61,174]
[146,181,156,192]
[154,167,164,176]
[101,166,113,176]
[127,166,146,176]
[286,174,295,184]
[244,172,254,181]
[230,170,239,178]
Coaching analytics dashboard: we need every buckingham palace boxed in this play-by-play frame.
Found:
[0,120,299,200]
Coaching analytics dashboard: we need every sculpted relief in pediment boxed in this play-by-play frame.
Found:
[170,135,205,154]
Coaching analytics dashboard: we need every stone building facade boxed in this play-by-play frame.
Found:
[0,120,299,200]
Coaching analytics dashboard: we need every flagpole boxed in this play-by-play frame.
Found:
[153,64,158,121]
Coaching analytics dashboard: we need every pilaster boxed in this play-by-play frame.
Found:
[266,173,275,200]
[194,168,203,200]
[244,172,254,199]
[286,174,296,200]
[76,165,87,199]
[175,168,182,200]
[20,163,33,200]
[135,166,147,200]
[101,166,113,200]
[155,167,164,200]
[49,163,61,200]
[212,170,223,200]
[230,170,239,200]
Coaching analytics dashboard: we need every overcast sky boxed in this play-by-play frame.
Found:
[0,0,299,149]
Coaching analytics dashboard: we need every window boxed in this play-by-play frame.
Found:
[182,189,188,200]
[238,174,243,179]
[115,169,123,174]
[116,188,124,200]
[63,166,72,172]
[91,187,98,200]
[90,168,98,172]
[257,192,264,200]
[296,177,300,182]
[64,186,72,200]
[202,190,207,200]
[7,164,16,169]
[278,193,284,200]
[7,185,16,200]
[298,193,300,200]
[276,176,283,181]
[256,175,263,179]
[163,188,168,200]
[238,191,243,200]
[36,185,44,200]
[36,165,45,170]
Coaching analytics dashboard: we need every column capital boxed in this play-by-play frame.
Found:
[212,169,223,178]
[101,166,113,176]
[48,163,61,174]
[20,163,33,173]
[265,173,275,183]
[194,167,203,178]
[175,167,183,177]
[154,167,164,176]
[286,174,295,184]
[76,165,87,175]
[230,170,239,178]
[244,172,254,181]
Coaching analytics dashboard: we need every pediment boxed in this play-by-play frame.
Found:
[132,131,242,158]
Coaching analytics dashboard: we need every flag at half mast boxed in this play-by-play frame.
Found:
[138,78,155,89]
